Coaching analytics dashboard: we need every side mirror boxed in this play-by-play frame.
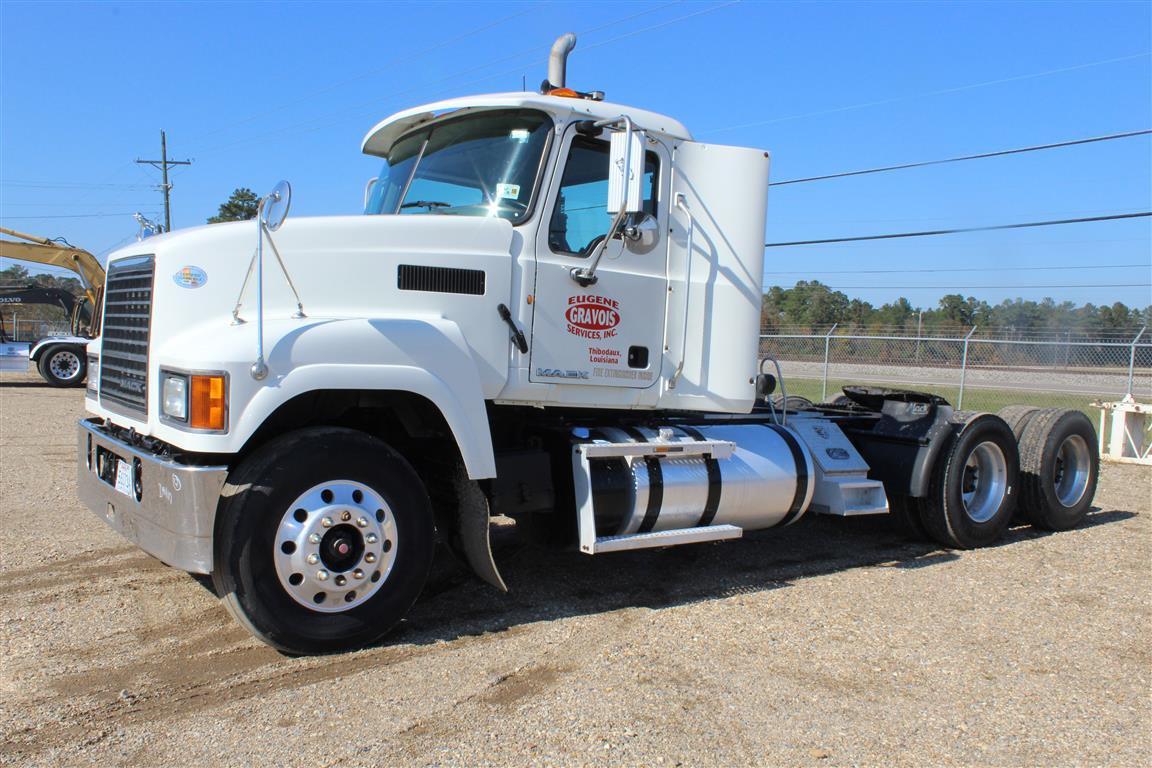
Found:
[623,213,658,253]
[262,180,292,232]
[363,177,378,210]
[607,129,644,214]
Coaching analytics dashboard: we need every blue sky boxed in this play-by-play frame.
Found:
[1,0,1149,309]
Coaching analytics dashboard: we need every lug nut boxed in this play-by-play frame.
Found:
[308,533,322,544]
[353,569,364,580]
[365,552,377,563]
[317,570,329,581]
[365,533,378,544]
[335,575,347,587]
[306,554,319,565]
[356,516,369,528]
[341,511,352,522]
[321,517,333,528]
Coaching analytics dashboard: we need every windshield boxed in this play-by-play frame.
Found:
[365,109,552,224]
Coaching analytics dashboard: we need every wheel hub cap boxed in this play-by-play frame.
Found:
[1054,434,1091,507]
[49,350,81,379]
[961,441,1008,524]
[273,480,398,612]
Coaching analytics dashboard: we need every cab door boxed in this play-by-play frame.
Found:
[528,125,668,388]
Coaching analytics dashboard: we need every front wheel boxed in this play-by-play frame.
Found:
[38,345,87,387]
[212,428,435,654]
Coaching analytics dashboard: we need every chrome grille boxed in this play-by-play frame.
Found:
[99,255,154,413]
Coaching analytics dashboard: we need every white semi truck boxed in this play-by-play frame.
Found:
[77,36,1099,654]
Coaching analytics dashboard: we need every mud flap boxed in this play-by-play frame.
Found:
[450,465,508,592]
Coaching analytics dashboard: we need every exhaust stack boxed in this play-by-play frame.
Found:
[547,33,577,89]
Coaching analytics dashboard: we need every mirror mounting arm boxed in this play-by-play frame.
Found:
[569,115,641,287]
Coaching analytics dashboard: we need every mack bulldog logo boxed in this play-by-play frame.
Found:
[566,294,620,339]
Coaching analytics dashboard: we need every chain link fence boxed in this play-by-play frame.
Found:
[2,319,71,343]
[760,327,1151,415]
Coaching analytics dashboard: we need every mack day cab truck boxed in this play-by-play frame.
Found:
[77,35,1100,654]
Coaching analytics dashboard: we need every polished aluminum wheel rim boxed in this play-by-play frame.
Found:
[1053,434,1091,507]
[49,349,82,380]
[961,441,1008,523]
[273,480,398,612]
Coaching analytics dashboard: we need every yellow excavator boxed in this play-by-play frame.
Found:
[0,226,106,386]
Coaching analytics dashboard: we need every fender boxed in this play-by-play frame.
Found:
[218,316,500,479]
[30,336,89,362]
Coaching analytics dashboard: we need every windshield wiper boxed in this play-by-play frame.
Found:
[400,200,451,210]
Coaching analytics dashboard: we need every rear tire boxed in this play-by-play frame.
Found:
[37,345,87,387]
[997,405,1042,440]
[919,413,1019,549]
[212,427,435,654]
[1017,408,1098,531]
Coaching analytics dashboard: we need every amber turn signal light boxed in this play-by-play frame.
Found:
[189,374,227,430]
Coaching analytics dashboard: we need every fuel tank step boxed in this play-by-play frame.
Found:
[590,524,743,553]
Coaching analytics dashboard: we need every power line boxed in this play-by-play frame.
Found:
[197,1,737,155]
[765,263,1149,275]
[183,7,539,146]
[0,180,153,190]
[702,51,1152,135]
[770,129,1152,187]
[0,212,157,220]
[764,212,1152,248]
[812,283,1151,290]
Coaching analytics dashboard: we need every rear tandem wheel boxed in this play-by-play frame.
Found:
[917,412,1020,549]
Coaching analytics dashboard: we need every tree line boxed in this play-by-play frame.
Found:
[762,281,1152,339]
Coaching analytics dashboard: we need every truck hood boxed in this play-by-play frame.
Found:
[106,214,515,323]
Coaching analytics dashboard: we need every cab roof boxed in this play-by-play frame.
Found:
[361,92,692,158]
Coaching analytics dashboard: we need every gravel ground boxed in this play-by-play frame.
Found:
[1,370,1149,767]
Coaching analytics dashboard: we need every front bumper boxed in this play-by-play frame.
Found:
[77,418,229,574]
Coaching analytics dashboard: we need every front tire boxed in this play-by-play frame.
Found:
[37,345,86,387]
[213,428,435,654]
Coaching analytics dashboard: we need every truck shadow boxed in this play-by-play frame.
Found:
[390,507,1136,649]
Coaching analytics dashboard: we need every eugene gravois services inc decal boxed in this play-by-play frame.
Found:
[565,294,620,340]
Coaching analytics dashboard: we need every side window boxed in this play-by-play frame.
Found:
[548,136,658,257]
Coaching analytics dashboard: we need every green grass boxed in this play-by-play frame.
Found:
[784,378,1107,421]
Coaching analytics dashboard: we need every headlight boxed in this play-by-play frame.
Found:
[86,355,99,396]
[160,369,227,431]
[162,373,188,421]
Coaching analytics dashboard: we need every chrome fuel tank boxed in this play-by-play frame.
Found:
[581,423,815,536]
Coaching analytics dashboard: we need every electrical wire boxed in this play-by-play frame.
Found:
[813,283,1151,290]
[770,129,1152,186]
[196,1,738,155]
[0,212,159,220]
[183,7,539,145]
[701,51,1152,135]
[764,212,1152,247]
[764,263,1149,275]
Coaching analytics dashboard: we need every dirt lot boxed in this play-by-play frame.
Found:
[1,370,1149,767]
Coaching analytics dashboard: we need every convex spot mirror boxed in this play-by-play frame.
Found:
[607,129,644,214]
[262,180,292,232]
[623,213,658,253]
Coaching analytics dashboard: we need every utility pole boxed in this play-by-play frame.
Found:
[136,130,191,233]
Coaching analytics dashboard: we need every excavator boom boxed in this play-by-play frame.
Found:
[0,226,105,306]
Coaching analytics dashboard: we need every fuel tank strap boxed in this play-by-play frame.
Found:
[638,457,663,533]
[764,424,809,526]
[678,426,723,527]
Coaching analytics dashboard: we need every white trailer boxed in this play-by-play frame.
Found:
[76,36,1099,654]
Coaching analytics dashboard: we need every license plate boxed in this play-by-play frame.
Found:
[114,459,134,497]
